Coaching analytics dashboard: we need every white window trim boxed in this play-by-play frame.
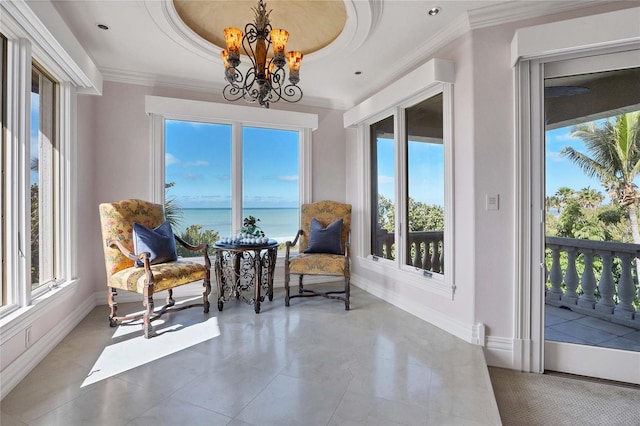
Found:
[145,96,317,232]
[511,7,640,373]
[1,28,80,320]
[344,58,455,298]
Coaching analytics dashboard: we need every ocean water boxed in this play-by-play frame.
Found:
[175,208,299,240]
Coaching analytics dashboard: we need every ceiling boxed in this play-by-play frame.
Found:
[50,0,614,109]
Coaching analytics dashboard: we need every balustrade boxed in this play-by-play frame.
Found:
[373,229,444,274]
[545,236,640,329]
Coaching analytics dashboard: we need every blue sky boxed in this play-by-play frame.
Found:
[164,118,620,210]
[376,137,445,206]
[545,125,608,199]
[165,120,299,208]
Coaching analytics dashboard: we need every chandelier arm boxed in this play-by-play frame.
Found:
[281,84,303,103]
[223,83,245,102]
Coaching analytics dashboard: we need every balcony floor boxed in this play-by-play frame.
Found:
[545,304,640,352]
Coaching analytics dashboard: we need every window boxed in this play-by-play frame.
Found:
[344,58,453,292]
[164,120,301,256]
[369,93,447,276]
[30,64,57,291]
[405,94,444,273]
[2,29,75,315]
[371,115,395,259]
[149,96,317,257]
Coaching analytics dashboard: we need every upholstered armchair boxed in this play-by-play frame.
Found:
[99,199,211,338]
[284,201,352,310]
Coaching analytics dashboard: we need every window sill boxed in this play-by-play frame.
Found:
[0,279,80,343]
[358,255,452,299]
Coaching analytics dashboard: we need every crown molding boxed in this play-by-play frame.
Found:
[468,0,614,29]
[100,67,350,111]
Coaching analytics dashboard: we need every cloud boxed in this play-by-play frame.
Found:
[277,175,298,182]
[184,173,202,181]
[546,151,566,162]
[165,153,180,166]
[184,160,209,167]
[378,175,394,184]
[555,131,577,141]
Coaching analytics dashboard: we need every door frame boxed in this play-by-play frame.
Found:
[512,7,640,376]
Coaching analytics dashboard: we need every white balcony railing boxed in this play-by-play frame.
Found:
[374,231,639,330]
[546,236,640,330]
[373,229,444,273]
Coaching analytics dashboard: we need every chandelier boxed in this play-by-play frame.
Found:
[221,0,304,108]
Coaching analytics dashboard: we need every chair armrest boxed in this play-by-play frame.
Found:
[174,235,211,268]
[106,238,152,268]
[285,229,303,261]
[174,235,207,252]
[105,238,144,263]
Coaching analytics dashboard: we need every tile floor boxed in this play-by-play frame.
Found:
[545,305,640,351]
[1,285,501,426]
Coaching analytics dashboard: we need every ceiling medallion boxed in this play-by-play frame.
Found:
[221,0,303,108]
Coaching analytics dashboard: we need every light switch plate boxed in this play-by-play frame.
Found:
[486,194,499,211]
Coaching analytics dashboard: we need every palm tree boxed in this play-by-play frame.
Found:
[561,112,640,244]
[577,187,605,209]
[164,181,183,230]
[547,186,576,214]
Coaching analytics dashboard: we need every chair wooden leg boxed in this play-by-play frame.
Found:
[166,289,175,307]
[143,278,155,339]
[345,276,351,311]
[298,275,304,294]
[202,274,211,313]
[284,271,291,306]
[108,288,118,327]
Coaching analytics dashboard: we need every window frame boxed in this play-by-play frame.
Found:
[1,37,77,317]
[1,34,6,307]
[146,96,318,244]
[345,58,455,297]
[30,62,58,294]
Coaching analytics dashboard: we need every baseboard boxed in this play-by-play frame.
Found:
[0,295,95,400]
[351,273,476,343]
[484,336,515,369]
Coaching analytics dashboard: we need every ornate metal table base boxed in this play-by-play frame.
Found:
[213,241,278,313]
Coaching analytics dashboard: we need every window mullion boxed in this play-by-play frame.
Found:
[149,113,165,204]
[299,127,312,205]
[395,106,406,268]
[231,122,242,235]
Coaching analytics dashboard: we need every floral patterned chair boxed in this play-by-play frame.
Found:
[99,199,211,338]
[284,201,352,310]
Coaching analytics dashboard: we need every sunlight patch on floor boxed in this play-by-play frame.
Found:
[81,316,220,387]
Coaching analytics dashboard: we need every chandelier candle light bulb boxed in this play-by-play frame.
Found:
[221,0,303,108]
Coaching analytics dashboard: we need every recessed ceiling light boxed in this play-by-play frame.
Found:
[97,24,109,30]
[428,7,441,16]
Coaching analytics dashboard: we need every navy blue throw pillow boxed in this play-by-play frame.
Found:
[304,218,344,255]
[132,221,178,267]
